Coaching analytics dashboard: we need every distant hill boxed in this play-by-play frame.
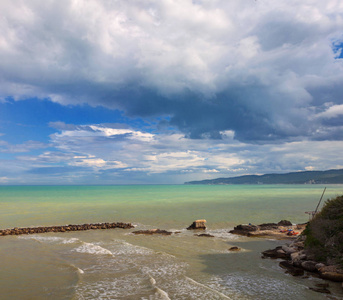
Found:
[185,169,343,185]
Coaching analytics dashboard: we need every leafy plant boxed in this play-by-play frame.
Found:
[303,195,343,265]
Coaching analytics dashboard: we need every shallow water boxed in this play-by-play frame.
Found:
[1,184,343,299]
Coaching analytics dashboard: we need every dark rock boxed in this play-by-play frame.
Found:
[281,245,297,255]
[301,261,318,273]
[309,287,331,294]
[229,224,258,236]
[234,224,258,231]
[315,283,329,288]
[319,272,343,282]
[187,220,207,230]
[277,220,293,226]
[132,229,173,235]
[229,246,241,251]
[258,223,278,230]
[195,233,214,237]
[279,261,304,276]
[262,247,288,259]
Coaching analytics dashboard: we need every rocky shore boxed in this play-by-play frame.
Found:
[0,222,134,236]
[229,220,306,239]
[262,235,343,293]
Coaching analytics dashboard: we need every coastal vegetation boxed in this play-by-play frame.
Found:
[303,195,343,266]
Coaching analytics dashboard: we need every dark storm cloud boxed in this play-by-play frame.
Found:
[1,0,343,143]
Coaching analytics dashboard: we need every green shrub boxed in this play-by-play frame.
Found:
[303,195,343,265]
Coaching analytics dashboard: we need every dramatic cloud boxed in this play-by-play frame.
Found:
[1,0,343,142]
[1,1,343,184]
[1,123,341,184]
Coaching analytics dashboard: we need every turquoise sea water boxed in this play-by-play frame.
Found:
[1,184,343,299]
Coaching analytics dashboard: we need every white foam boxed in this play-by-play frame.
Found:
[62,237,80,244]
[109,240,154,256]
[206,229,241,240]
[73,242,113,256]
[75,275,146,298]
[147,274,171,300]
[154,287,171,300]
[214,273,306,299]
[149,275,156,285]
[19,235,65,243]
[185,276,232,299]
[18,235,82,246]
[69,263,85,275]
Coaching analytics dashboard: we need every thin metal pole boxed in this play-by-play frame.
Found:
[314,187,326,215]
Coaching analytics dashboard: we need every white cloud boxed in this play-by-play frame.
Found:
[316,104,343,119]
[2,123,343,184]
[0,176,10,183]
[0,140,47,153]
[39,124,343,180]
[0,1,342,120]
[203,169,219,173]
[69,157,127,169]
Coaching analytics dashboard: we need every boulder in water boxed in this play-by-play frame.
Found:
[279,260,304,276]
[187,219,207,230]
[195,233,214,237]
[229,246,241,251]
[132,229,173,235]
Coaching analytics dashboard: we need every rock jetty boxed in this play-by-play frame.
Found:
[132,229,173,235]
[0,222,134,236]
[187,219,207,230]
[229,220,306,238]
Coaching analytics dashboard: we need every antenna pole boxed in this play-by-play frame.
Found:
[314,187,326,215]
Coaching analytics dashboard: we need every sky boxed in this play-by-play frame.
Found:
[1,0,343,185]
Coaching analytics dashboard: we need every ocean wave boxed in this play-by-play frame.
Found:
[73,242,113,256]
[209,273,307,300]
[108,239,155,256]
[67,263,85,276]
[185,276,232,299]
[154,286,171,300]
[18,235,82,245]
[147,274,171,300]
[74,275,149,299]
[62,237,80,244]
[205,229,242,240]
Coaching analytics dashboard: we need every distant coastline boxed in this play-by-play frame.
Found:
[185,168,343,185]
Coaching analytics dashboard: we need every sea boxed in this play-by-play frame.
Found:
[1,184,343,300]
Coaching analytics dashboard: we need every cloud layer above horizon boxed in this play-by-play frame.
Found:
[1,0,343,184]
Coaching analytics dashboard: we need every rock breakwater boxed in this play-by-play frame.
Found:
[0,222,134,236]
[132,229,173,235]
